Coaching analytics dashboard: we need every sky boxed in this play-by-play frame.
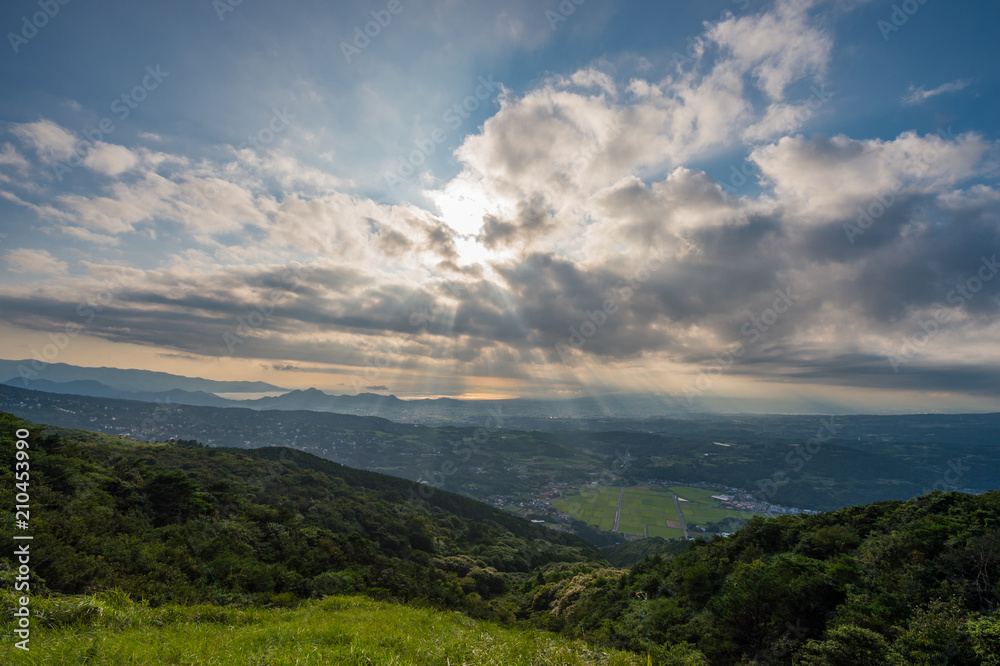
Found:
[0,0,998,412]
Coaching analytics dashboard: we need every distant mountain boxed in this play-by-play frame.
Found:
[0,359,287,394]
[0,359,872,423]
[0,377,237,408]
[240,388,700,421]
[247,389,404,412]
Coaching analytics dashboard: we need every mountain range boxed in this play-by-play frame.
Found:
[0,358,961,423]
[0,359,285,394]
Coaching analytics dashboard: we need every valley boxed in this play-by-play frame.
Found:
[2,382,996,546]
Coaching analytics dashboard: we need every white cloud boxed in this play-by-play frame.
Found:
[0,190,76,223]
[59,226,122,246]
[83,143,140,177]
[750,131,994,220]
[435,0,840,247]
[0,143,30,171]
[569,68,618,96]
[902,78,973,106]
[741,100,823,143]
[10,119,78,163]
[708,0,832,101]
[3,248,69,275]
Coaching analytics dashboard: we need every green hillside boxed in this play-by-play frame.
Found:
[2,412,999,665]
[0,413,597,614]
[601,537,690,568]
[517,493,1000,664]
[1,594,645,665]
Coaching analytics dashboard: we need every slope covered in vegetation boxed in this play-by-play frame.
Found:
[0,412,597,618]
[1,593,647,665]
[2,412,999,664]
[513,492,1000,664]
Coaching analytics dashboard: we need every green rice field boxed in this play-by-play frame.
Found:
[669,486,759,529]
[553,484,764,538]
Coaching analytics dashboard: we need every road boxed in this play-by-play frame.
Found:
[671,492,690,540]
[612,486,624,532]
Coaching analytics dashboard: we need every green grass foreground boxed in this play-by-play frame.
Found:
[1,592,648,665]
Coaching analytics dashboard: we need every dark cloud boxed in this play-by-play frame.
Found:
[730,353,1000,397]
[478,194,552,249]
[376,229,412,256]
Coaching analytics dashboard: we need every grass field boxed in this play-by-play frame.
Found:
[554,486,675,537]
[647,525,687,539]
[0,592,645,665]
[667,486,721,504]
[669,486,760,529]
[554,485,765,537]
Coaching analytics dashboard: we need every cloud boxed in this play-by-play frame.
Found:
[749,131,993,221]
[0,143,29,171]
[3,248,69,275]
[570,68,618,95]
[435,0,841,252]
[708,0,832,101]
[10,120,78,163]
[0,190,76,223]
[741,99,827,143]
[0,0,997,406]
[902,78,973,106]
[83,143,140,177]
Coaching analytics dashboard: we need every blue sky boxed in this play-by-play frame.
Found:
[0,0,998,412]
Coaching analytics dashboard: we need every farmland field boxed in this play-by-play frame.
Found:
[647,525,686,539]
[554,484,767,537]
[667,486,721,504]
[553,486,675,537]
[670,486,762,529]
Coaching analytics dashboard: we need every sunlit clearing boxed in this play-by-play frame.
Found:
[429,182,517,266]
[430,181,494,236]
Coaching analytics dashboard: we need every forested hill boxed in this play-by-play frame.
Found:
[0,412,598,616]
[2,412,999,665]
[518,490,1000,664]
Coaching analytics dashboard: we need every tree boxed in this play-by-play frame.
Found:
[798,625,892,666]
